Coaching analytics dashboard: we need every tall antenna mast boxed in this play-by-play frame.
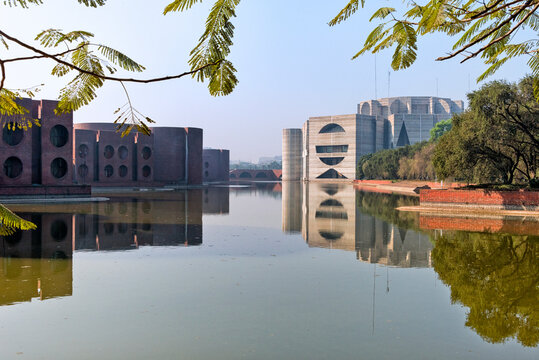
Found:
[388,70,391,98]
[374,54,378,99]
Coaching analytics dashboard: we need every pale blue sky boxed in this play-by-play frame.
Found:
[0,0,530,161]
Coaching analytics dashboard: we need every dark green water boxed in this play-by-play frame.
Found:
[0,183,537,359]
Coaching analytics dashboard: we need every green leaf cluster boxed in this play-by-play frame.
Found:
[33,29,145,114]
[429,118,452,141]
[164,0,239,96]
[0,89,41,129]
[2,1,105,8]
[0,204,36,236]
[330,1,539,99]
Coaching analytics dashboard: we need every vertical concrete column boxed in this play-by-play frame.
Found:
[282,128,303,181]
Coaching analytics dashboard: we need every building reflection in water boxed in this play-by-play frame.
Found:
[0,187,231,306]
[76,190,207,250]
[0,213,73,306]
[283,182,433,268]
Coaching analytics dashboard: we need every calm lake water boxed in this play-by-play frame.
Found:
[0,183,537,359]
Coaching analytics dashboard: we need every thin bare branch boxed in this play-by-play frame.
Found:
[0,29,223,84]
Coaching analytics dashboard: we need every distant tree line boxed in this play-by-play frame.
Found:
[357,76,538,187]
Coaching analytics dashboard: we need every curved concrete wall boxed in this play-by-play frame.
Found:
[74,123,119,132]
[282,128,303,181]
[151,127,203,185]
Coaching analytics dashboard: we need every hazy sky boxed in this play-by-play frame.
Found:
[0,0,530,161]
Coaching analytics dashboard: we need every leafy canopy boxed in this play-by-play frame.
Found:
[330,1,539,99]
[0,0,239,136]
[432,76,538,185]
[429,118,452,141]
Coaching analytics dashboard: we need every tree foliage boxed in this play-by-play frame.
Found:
[330,1,539,99]
[0,204,36,236]
[429,118,452,141]
[0,0,239,135]
[433,76,538,184]
[357,140,436,180]
[432,232,539,347]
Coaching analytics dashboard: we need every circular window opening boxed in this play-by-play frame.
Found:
[104,223,114,234]
[5,230,23,245]
[50,220,68,241]
[3,157,23,179]
[118,146,128,160]
[142,146,152,160]
[104,145,114,159]
[78,164,89,178]
[104,165,114,178]
[51,158,68,179]
[119,165,128,178]
[50,125,68,147]
[79,144,89,158]
[3,122,24,146]
[142,165,151,178]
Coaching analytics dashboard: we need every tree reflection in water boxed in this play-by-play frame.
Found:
[432,232,538,347]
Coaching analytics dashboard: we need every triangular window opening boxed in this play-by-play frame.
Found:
[396,123,410,147]
[317,169,348,179]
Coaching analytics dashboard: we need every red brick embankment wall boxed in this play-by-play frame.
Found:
[420,215,539,235]
[420,189,539,209]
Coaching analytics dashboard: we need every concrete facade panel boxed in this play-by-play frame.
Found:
[186,128,203,185]
[0,98,40,186]
[152,127,187,184]
[40,100,74,186]
[203,149,230,182]
[96,131,136,185]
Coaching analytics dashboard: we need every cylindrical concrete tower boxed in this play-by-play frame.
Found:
[282,128,303,181]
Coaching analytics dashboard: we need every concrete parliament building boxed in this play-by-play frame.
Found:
[283,96,464,181]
